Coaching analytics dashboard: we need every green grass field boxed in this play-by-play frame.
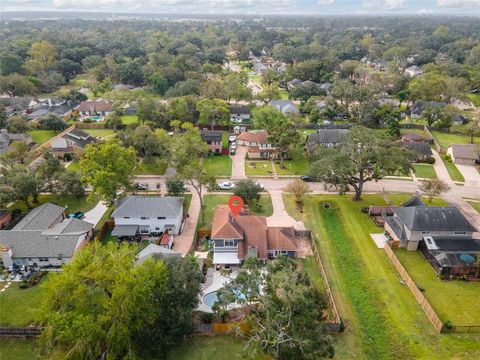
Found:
[466,200,480,214]
[0,340,39,360]
[83,129,116,138]
[274,158,309,176]
[199,194,273,228]
[395,249,480,325]
[245,160,273,176]
[203,155,232,177]
[27,130,57,145]
[8,193,101,214]
[467,93,480,107]
[134,157,167,175]
[385,193,448,206]
[121,115,139,125]
[168,336,253,360]
[441,154,465,182]
[431,131,480,149]
[0,276,48,326]
[283,194,480,360]
[412,164,437,179]
[400,128,427,137]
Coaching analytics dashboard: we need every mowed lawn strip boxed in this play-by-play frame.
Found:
[273,158,309,176]
[27,130,57,145]
[203,155,232,177]
[465,200,480,214]
[440,155,465,182]
[245,160,273,176]
[8,194,101,214]
[284,194,480,359]
[431,131,480,149]
[412,164,437,179]
[394,249,480,325]
[0,339,39,360]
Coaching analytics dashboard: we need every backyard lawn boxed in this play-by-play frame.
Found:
[431,131,479,149]
[121,115,139,125]
[245,160,273,176]
[83,129,116,138]
[168,336,255,360]
[395,249,480,325]
[27,130,57,145]
[274,158,309,176]
[203,155,232,177]
[199,194,273,228]
[0,340,39,360]
[0,276,48,326]
[134,157,167,175]
[283,194,480,360]
[441,155,465,182]
[412,164,437,179]
[467,93,480,107]
[8,193,101,214]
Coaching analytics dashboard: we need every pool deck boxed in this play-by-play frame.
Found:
[197,268,238,313]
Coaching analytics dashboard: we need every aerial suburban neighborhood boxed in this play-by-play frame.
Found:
[0,3,480,360]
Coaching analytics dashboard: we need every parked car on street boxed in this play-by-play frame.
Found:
[300,175,314,182]
[217,181,235,190]
[255,181,265,190]
[134,183,148,190]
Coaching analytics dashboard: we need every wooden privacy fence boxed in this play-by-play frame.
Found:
[308,236,342,332]
[383,243,445,332]
[0,327,42,338]
[194,322,249,334]
[424,126,442,153]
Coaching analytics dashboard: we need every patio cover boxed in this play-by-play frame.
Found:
[213,252,240,265]
[111,225,138,237]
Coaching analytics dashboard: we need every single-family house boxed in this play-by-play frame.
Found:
[0,210,12,230]
[78,100,113,116]
[229,105,251,123]
[287,78,302,91]
[0,97,32,117]
[452,115,468,126]
[50,127,97,158]
[404,65,424,78]
[111,196,184,240]
[384,205,476,251]
[252,62,268,75]
[305,128,349,152]
[113,83,134,91]
[135,243,181,265]
[236,130,274,159]
[447,144,479,165]
[410,100,446,119]
[402,141,433,162]
[200,130,223,154]
[269,100,300,115]
[0,129,33,155]
[0,203,93,269]
[401,133,425,142]
[211,205,299,265]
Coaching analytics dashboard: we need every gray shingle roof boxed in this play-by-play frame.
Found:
[450,144,478,160]
[393,207,477,232]
[13,203,65,231]
[403,142,433,157]
[307,129,349,145]
[112,196,183,219]
[135,243,181,264]
[385,216,407,240]
[200,130,222,142]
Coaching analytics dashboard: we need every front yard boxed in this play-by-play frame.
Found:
[395,249,480,325]
[440,155,465,182]
[203,155,232,177]
[8,193,101,214]
[199,194,273,229]
[274,158,309,176]
[134,157,167,175]
[283,193,480,360]
[412,164,437,179]
[431,131,480,149]
[245,160,273,176]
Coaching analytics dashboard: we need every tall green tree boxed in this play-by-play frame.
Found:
[309,126,413,201]
[195,98,230,130]
[80,140,137,206]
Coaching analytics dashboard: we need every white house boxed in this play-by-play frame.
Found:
[404,65,424,78]
[0,203,93,269]
[111,196,184,238]
[269,100,300,115]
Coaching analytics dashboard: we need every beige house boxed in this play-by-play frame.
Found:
[447,144,479,165]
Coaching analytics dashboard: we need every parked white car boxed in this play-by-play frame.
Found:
[228,134,236,142]
[217,181,236,190]
[255,181,265,190]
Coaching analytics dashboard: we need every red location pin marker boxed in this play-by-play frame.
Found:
[228,196,244,218]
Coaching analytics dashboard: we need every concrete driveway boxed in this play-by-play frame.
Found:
[173,190,200,255]
[455,164,480,187]
[231,146,247,180]
[83,200,108,227]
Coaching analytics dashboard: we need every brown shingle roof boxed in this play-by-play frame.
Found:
[267,227,298,251]
[237,131,269,144]
[211,205,243,239]
[78,100,112,113]
[236,216,268,259]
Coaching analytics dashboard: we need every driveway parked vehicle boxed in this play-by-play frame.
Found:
[255,181,265,190]
[68,211,85,219]
[217,181,235,190]
[228,134,236,142]
[230,148,236,155]
[134,183,148,190]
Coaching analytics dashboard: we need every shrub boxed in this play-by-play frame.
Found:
[20,271,46,289]
[201,313,214,324]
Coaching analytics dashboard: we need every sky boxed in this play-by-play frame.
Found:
[1,0,480,15]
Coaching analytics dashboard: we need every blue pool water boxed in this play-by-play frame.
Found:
[202,290,246,308]
[88,116,104,122]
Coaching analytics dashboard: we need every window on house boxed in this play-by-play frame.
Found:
[155,227,160,230]
[157,217,166,220]
[39,257,49,262]
[124,217,130,219]
[455,231,466,235]
[225,240,236,247]
[141,217,149,220]
[421,231,430,235]
[140,228,149,234]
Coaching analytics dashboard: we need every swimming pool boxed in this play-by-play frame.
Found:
[87,116,104,122]
[202,290,246,308]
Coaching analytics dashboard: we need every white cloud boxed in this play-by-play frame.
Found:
[317,0,335,4]
[362,0,406,10]
[437,0,480,8]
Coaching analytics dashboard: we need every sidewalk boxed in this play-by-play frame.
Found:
[431,150,455,186]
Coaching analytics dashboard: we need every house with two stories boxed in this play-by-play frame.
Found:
[383,201,479,278]
[200,130,223,154]
[0,129,33,155]
[305,128,349,153]
[269,100,300,115]
[229,105,251,123]
[211,205,299,265]
[111,196,184,243]
[77,100,113,116]
[50,127,98,158]
[0,203,93,269]
[236,130,275,159]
